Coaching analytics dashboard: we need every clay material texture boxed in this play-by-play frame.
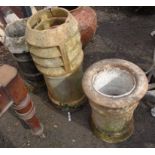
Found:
[26,7,85,109]
[82,59,148,143]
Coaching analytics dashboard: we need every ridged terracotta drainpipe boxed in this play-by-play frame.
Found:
[0,64,44,136]
[26,7,86,111]
[82,59,148,143]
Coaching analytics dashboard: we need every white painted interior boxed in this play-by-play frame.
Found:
[92,67,136,98]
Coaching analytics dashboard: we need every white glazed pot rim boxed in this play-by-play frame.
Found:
[82,59,148,109]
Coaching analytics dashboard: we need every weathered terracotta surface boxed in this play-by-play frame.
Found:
[0,87,13,117]
[26,7,85,109]
[45,66,86,110]
[0,64,43,136]
[0,65,17,116]
[82,59,148,143]
[70,6,97,47]
[26,7,83,77]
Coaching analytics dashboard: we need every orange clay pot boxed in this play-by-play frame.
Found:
[62,6,97,47]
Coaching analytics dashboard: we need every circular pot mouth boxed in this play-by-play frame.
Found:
[28,8,69,31]
[92,67,136,98]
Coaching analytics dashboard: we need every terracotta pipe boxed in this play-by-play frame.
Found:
[82,59,148,143]
[26,8,86,110]
[0,86,13,117]
[0,64,44,136]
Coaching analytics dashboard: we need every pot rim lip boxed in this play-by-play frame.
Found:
[25,7,79,47]
[82,59,148,109]
[26,7,72,33]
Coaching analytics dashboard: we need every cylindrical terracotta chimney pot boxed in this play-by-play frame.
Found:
[82,59,148,143]
[26,7,86,110]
